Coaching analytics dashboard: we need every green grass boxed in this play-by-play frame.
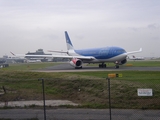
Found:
[0,62,160,109]
[70,71,160,83]
[127,60,160,67]
[1,62,60,71]
[0,70,160,109]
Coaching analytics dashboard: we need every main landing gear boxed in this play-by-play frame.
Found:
[99,63,106,68]
[98,62,120,69]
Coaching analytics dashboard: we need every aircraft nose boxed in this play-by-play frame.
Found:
[123,53,128,58]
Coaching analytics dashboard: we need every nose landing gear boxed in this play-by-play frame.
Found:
[99,63,106,68]
[115,65,119,69]
[115,61,120,69]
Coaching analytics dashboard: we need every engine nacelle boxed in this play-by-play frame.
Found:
[119,59,127,65]
[69,58,82,68]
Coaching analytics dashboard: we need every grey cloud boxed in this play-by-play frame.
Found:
[148,23,160,30]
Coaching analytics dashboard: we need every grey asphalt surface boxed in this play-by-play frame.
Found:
[0,108,160,120]
[35,62,160,72]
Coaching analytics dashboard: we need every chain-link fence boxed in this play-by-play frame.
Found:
[0,77,160,120]
[108,78,160,120]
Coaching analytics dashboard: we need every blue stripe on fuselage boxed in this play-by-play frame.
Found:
[75,47,126,59]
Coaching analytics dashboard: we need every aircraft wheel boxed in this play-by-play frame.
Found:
[115,65,119,69]
[99,64,106,68]
[99,64,102,68]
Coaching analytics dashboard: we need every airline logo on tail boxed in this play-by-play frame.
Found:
[65,31,74,50]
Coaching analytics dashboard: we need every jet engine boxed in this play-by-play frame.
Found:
[69,58,83,68]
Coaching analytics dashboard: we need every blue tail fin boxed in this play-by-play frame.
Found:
[65,31,74,50]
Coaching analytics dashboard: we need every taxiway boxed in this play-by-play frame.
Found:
[34,63,160,72]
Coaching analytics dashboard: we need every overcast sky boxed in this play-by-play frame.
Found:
[0,0,160,57]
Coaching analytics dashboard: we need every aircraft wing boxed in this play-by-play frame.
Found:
[10,52,95,60]
[48,50,68,54]
[126,48,142,55]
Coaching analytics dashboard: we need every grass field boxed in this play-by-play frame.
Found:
[0,61,160,109]
[126,60,160,67]
[1,62,60,71]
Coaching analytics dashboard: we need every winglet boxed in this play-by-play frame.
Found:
[10,52,16,56]
[127,48,142,55]
[139,48,142,52]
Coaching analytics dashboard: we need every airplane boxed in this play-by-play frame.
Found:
[128,55,145,60]
[11,31,142,69]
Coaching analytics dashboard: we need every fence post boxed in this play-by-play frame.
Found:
[107,77,112,120]
[38,78,46,120]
